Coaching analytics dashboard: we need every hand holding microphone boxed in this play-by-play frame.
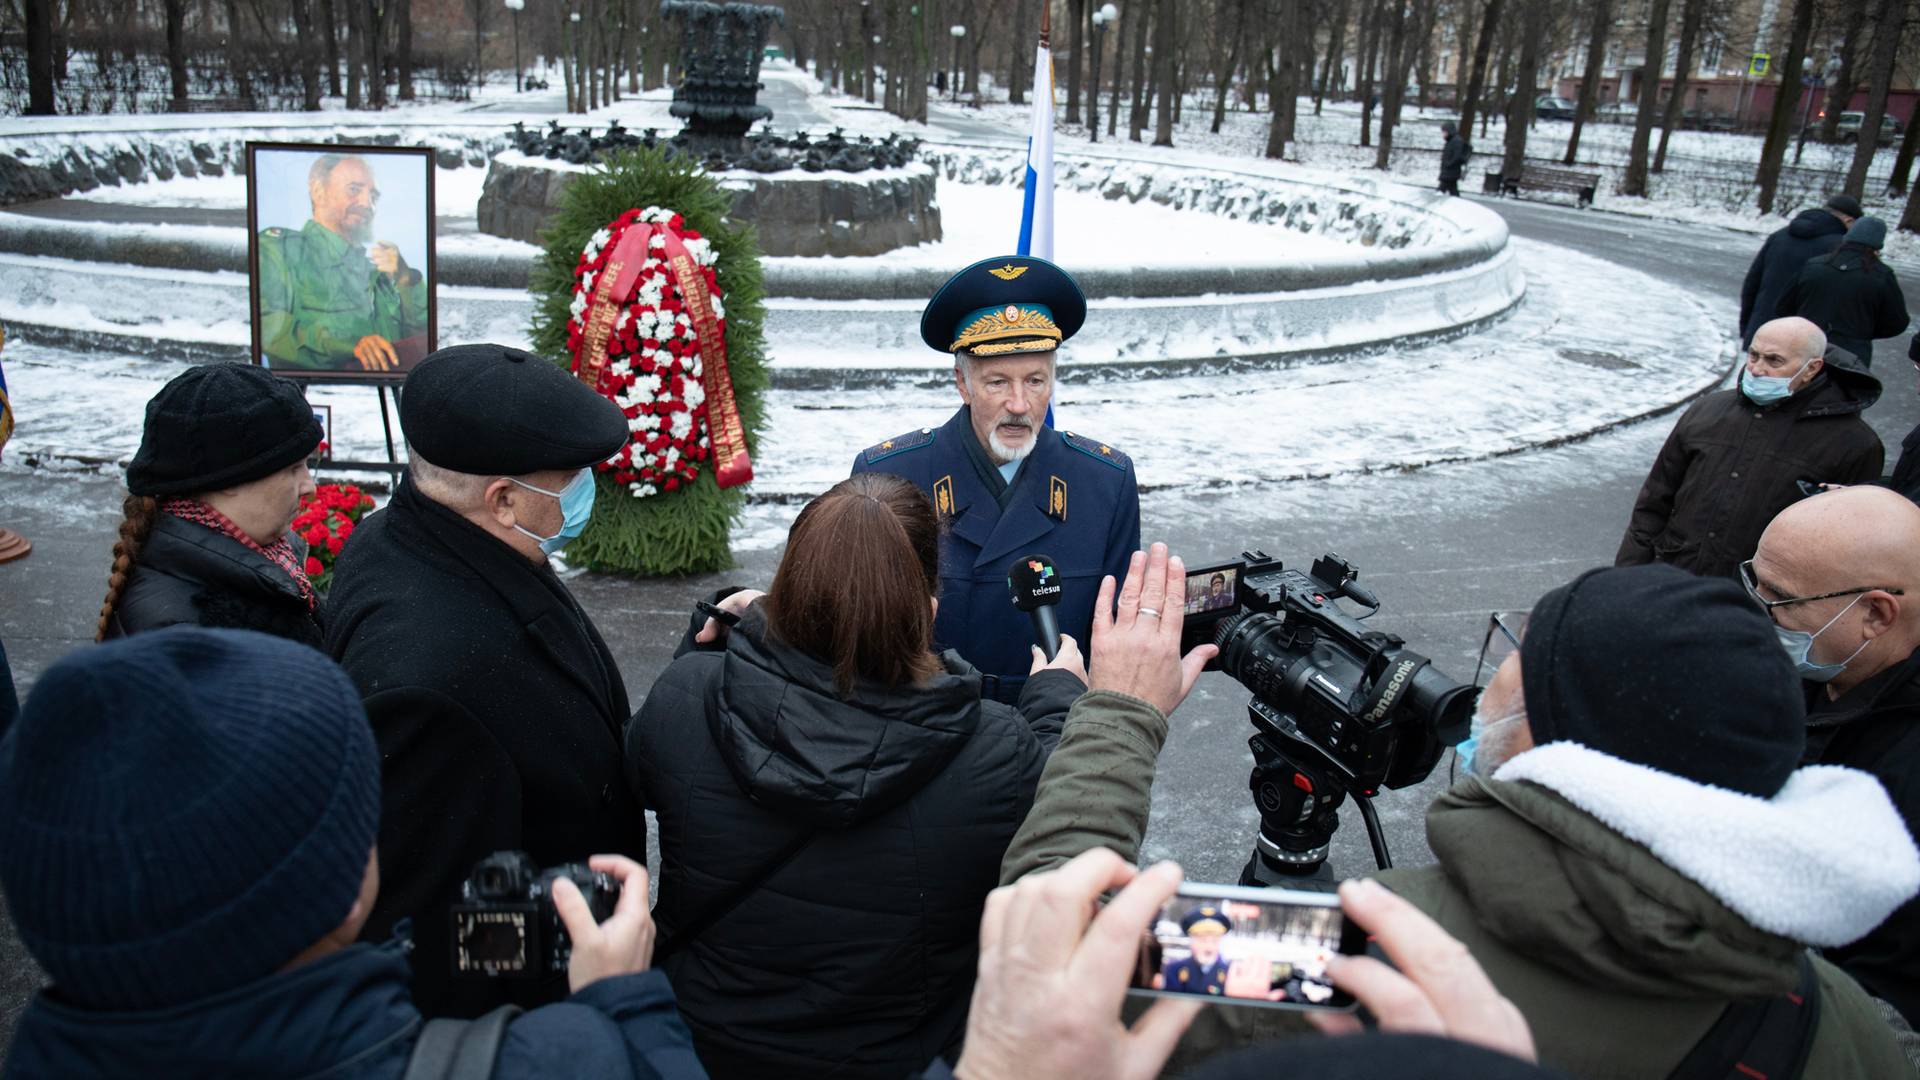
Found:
[1008,554,1066,660]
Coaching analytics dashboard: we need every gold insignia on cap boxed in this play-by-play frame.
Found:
[934,475,955,520]
[989,264,1029,281]
[951,306,1062,354]
[1048,476,1067,522]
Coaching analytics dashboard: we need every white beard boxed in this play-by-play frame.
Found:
[987,419,1037,463]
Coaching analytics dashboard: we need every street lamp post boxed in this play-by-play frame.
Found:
[949,25,965,102]
[568,11,581,113]
[505,0,524,93]
[1089,4,1117,143]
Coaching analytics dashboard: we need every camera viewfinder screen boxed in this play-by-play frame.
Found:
[1185,566,1238,615]
[1129,887,1355,1010]
[455,911,530,971]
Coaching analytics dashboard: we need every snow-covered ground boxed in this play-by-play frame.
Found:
[63,164,495,217]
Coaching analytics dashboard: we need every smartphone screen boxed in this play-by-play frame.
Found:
[1127,883,1363,1011]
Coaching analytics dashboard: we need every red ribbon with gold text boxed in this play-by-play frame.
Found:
[574,222,654,392]
[659,229,753,489]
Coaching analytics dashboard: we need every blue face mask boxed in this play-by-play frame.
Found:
[1455,703,1526,777]
[510,468,596,555]
[1776,593,1870,682]
[1740,356,1813,406]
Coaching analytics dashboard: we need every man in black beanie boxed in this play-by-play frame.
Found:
[989,561,1920,1077]
[0,627,702,1078]
[325,343,645,1019]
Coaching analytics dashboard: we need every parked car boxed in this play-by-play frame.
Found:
[1535,96,1578,121]
[1596,100,1638,123]
[1832,110,1904,145]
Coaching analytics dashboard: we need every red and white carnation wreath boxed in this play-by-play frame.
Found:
[565,206,752,498]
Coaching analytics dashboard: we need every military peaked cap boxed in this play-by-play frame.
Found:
[920,255,1087,356]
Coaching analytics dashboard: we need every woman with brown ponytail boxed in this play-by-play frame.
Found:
[97,364,325,646]
[626,472,1088,1080]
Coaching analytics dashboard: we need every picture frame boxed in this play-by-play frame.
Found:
[246,142,436,382]
[311,403,333,461]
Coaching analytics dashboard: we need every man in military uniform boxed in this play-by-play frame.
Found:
[851,254,1140,704]
[1159,905,1233,996]
[257,154,429,373]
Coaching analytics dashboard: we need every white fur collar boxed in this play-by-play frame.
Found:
[1493,741,1920,947]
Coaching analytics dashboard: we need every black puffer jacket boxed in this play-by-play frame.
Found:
[1776,242,1910,366]
[1616,348,1884,579]
[626,605,1081,1080]
[107,513,322,648]
[1740,207,1847,344]
[1805,647,1920,1026]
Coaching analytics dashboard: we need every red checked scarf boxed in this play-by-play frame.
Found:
[161,498,317,612]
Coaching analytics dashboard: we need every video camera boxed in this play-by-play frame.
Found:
[451,851,618,978]
[1179,551,1475,883]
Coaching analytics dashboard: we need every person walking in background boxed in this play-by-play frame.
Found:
[1739,194,1860,347]
[1616,316,1882,579]
[1777,215,1910,368]
[1438,121,1469,197]
[95,363,325,646]
[627,473,1086,1080]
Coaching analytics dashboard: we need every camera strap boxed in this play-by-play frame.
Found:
[1665,951,1819,1080]
[402,1004,523,1080]
[1360,652,1427,725]
[654,829,818,966]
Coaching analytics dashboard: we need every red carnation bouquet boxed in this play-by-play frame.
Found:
[292,482,375,591]
[566,206,740,498]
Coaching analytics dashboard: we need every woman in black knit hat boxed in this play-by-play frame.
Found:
[96,363,325,645]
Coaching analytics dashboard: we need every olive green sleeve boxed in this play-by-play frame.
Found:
[259,236,373,368]
[999,689,1170,885]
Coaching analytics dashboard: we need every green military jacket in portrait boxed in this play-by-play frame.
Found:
[257,219,429,370]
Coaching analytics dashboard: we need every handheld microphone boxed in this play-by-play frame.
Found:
[1008,553,1065,661]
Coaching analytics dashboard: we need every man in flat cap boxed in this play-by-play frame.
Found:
[851,255,1139,704]
[325,343,642,1018]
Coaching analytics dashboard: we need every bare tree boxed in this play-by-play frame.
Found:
[1455,0,1501,143]
[1500,0,1545,177]
[1314,0,1350,113]
[289,0,323,108]
[1619,0,1671,196]
[1213,0,1248,132]
[165,0,189,107]
[1754,0,1814,213]
[1844,0,1906,198]
[1652,0,1704,172]
[320,0,341,97]
[1151,0,1175,144]
[1889,107,1920,197]
[1357,0,1382,145]
[1371,0,1413,170]
[1563,0,1608,163]
[25,0,54,113]
[1818,0,1870,143]
[1127,0,1150,140]
[1065,0,1084,123]
[397,0,412,100]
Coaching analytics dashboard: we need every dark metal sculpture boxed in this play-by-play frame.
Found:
[505,122,920,175]
[661,1,786,151]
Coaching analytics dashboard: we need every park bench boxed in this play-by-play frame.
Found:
[1482,164,1601,208]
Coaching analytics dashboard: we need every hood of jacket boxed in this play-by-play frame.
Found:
[1786,207,1847,241]
[707,607,987,828]
[1428,743,1920,999]
[1789,343,1882,418]
[4,939,417,1079]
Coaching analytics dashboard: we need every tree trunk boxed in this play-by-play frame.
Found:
[1819,0,1870,143]
[1902,159,1920,233]
[224,0,256,106]
[1652,0,1702,173]
[1128,0,1150,140]
[25,0,54,114]
[367,0,390,108]
[1486,12,1514,140]
[1008,0,1028,105]
[291,0,323,109]
[396,0,413,100]
[1372,0,1409,169]
[1619,0,1671,197]
[1888,106,1920,196]
[320,0,341,97]
[1151,0,1175,145]
[1844,0,1905,198]
[1213,0,1247,133]
[1456,0,1501,142]
[345,0,364,108]
[1066,0,1084,123]
[1107,1,1127,134]
[1754,0,1814,213]
[1357,0,1382,145]
[165,0,189,107]
[1500,0,1544,176]
[1563,0,1607,163]
[1315,0,1349,114]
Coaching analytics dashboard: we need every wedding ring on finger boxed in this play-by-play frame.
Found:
[1138,607,1161,620]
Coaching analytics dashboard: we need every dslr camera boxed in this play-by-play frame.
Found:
[450,851,618,978]
[1180,551,1475,880]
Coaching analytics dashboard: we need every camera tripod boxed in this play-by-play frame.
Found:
[1238,700,1395,890]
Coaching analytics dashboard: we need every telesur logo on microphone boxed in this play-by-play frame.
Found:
[1020,559,1062,598]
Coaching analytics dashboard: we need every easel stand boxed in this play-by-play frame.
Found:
[299,381,408,485]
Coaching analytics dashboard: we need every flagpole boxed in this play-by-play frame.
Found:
[1019,2,1059,427]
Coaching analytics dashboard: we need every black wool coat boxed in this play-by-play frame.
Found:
[1739,208,1847,345]
[1616,351,1884,580]
[325,475,642,1019]
[1805,647,1920,1026]
[627,604,1081,1080]
[1439,133,1469,182]
[1775,243,1911,366]
[107,512,323,648]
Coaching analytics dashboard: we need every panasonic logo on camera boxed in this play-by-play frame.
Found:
[1362,662,1411,722]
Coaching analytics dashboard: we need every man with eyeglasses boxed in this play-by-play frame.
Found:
[325,344,646,1020]
[1750,485,1920,1030]
[1617,315,1883,580]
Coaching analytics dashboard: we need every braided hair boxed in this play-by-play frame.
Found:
[95,494,159,641]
